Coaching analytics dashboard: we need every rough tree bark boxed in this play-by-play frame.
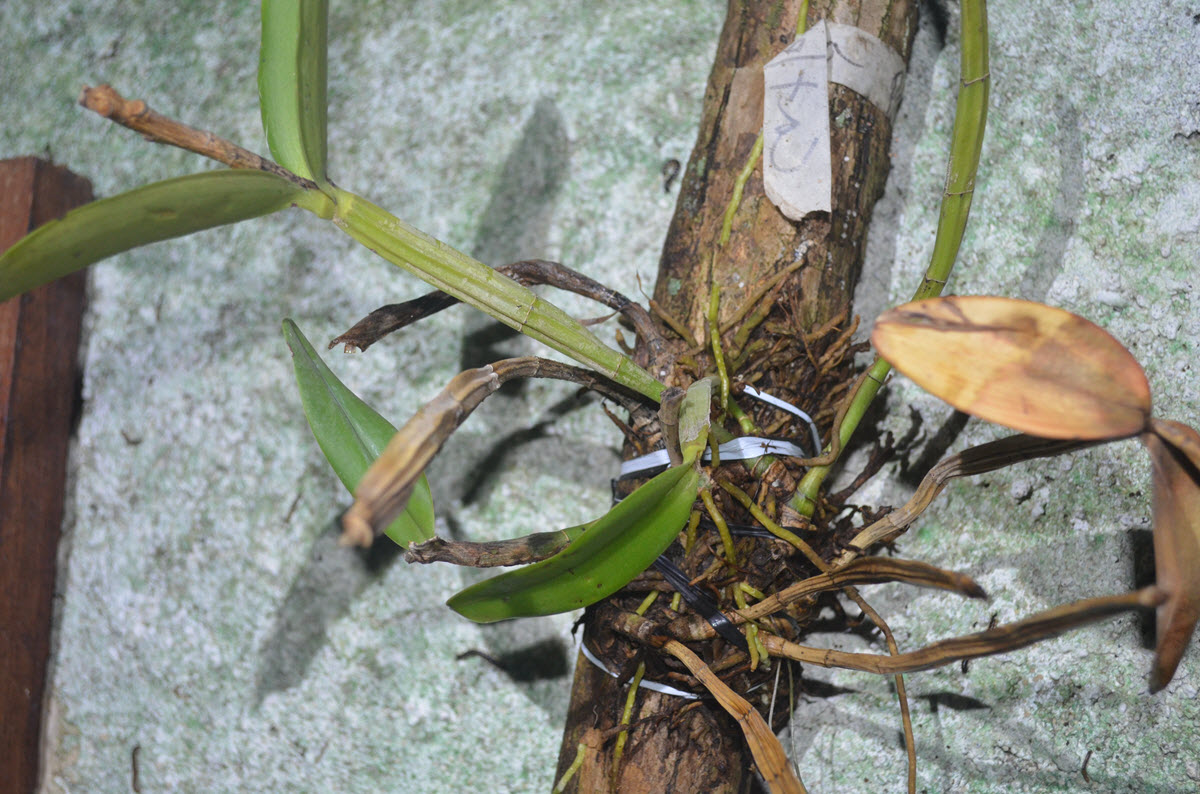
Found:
[554,1,919,791]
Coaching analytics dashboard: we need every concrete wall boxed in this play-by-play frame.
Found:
[1,1,1196,791]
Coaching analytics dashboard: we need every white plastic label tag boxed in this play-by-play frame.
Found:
[763,23,831,218]
[763,21,906,221]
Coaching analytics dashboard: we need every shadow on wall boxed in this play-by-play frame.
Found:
[254,98,576,712]
[785,526,1183,793]
[786,672,1192,793]
[254,521,402,707]
[460,96,571,378]
[855,0,947,333]
[1018,97,1083,304]
[455,97,579,719]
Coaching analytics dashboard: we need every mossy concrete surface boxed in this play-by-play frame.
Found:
[0,1,1196,792]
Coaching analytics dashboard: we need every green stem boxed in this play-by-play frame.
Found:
[611,660,646,784]
[727,399,759,437]
[719,134,763,248]
[791,0,990,516]
[795,0,811,37]
[713,1,808,249]
[700,487,738,565]
[327,187,664,402]
[709,285,732,411]
[553,744,587,793]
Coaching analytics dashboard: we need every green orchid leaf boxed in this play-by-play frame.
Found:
[447,461,701,623]
[259,0,329,185]
[678,377,714,463]
[282,319,434,546]
[330,187,666,402]
[0,170,304,303]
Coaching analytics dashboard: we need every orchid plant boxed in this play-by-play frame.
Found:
[1,1,1195,791]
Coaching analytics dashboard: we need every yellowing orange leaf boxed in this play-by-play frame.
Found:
[1144,421,1200,691]
[872,297,1151,440]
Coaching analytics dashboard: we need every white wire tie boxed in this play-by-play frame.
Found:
[616,387,819,478]
[617,436,811,478]
[741,384,822,456]
[579,640,700,700]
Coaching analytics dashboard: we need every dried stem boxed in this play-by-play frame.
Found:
[77,84,316,189]
[669,557,986,640]
[405,529,581,567]
[662,640,807,794]
[761,587,1164,675]
[332,259,668,370]
[841,587,917,792]
[837,434,1097,565]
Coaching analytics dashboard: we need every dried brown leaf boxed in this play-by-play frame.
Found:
[1144,421,1200,691]
[1151,417,1200,472]
[342,366,498,546]
[872,297,1151,439]
[663,640,806,794]
[342,357,643,545]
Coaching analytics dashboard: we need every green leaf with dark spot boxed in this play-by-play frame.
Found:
[0,170,304,303]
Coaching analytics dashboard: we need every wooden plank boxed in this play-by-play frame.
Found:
[0,157,92,794]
